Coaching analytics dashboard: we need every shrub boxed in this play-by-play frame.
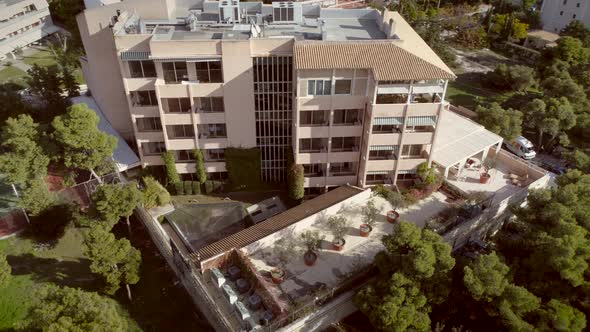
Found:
[192,181,201,195]
[327,216,350,241]
[403,189,422,205]
[204,180,223,194]
[19,178,55,216]
[372,184,391,198]
[142,176,171,209]
[192,149,207,184]
[300,230,325,253]
[288,164,304,202]
[224,148,261,188]
[362,198,380,228]
[184,181,193,195]
[161,151,180,185]
[157,215,165,223]
[387,191,406,212]
[174,182,184,195]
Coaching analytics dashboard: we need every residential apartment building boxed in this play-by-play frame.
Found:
[540,0,590,32]
[0,0,58,59]
[77,0,454,191]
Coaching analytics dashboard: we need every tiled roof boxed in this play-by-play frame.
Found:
[294,41,456,81]
[190,185,365,262]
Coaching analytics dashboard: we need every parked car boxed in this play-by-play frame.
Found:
[504,136,536,160]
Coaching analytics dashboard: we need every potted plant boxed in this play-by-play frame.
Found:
[300,230,324,266]
[327,216,349,251]
[386,190,405,223]
[480,158,496,184]
[270,238,295,284]
[360,198,379,237]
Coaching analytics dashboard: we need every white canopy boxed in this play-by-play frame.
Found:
[432,110,503,169]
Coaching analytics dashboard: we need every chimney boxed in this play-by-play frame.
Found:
[320,19,327,40]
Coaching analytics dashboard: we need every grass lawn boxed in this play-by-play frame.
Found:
[0,227,98,330]
[22,50,57,68]
[446,72,511,110]
[0,66,28,88]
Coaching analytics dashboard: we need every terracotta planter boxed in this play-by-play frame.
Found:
[332,238,346,251]
[387,210,400,223]
[270,268,285,284]
[303,251,317,266]
[480,173,491,184]
[359,224,372,237]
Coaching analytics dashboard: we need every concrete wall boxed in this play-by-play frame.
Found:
[541,0,590,32]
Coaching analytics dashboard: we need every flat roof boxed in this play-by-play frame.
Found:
[69,96,141,173]
[431,110,503,168]
[191,185,365,262]
[527,29,560,42]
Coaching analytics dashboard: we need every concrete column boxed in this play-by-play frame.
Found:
[481,147,490,164]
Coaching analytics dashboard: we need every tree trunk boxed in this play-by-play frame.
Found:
[538,130,544,149]
[437,0,441,9]
[126,216,132,235]
[126,283,133,302]
[91,169,103,184]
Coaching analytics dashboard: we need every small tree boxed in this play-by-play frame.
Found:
[52,104,117,175]
[482,158,497,177]
[288,164,304,202]
[161,151,180,187]
[19,178,55,216]
[61,65,80,97]
[387,190,405,212]
[26,64,65,119]
[271,238,296,282]
[300,230,324,254]
[192,149,207,185]
[84,224,141,300]
[362,198,380,229]
[0,250,10,288]
[92,183,143,231]
[142,177,171,209]
[327,216,350,244]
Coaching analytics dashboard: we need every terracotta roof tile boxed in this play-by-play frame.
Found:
[190,185,365,262]
[294,41,455,81]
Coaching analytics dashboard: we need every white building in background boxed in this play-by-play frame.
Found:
[0,0,59,59]
[83,0,121,10]
[540,0,590,32]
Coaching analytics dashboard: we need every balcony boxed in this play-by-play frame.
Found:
[167,139,196,150]
[366,159,396,171]
[370,132,401,145]
[407,103,440,117]
[135,131,164,141]
[325,175,357,186]
[403,131,435,145]
[371,104,405,117]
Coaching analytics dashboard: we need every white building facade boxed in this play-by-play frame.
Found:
[540,0,590,32]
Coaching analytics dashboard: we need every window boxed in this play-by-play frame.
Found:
[560,11,564,15]
[307,80,332,96]
[333,109,362,126]
[197,124,227,138]
[205,148,225,161]
[142,142,166,156]
[577,3,580,7]
[376,93,408,104]
[331,137,360,152]
[175,150,194,162]
[400,145,423,159]
[366,173,387,184]
[563,0,567,4]
[130,90,157,106]
[163,98,191,113]
[136,117,162,132]
[329,162,356,176]
[273,6,294,21]
[411,93,436,103]
[128,60,156,78]
[195,97,224,113]
[334,79,352,95]
[300,110,329,127]
[303,164,325,177]
[369,150,396,160]
[397,172,417,181]
[162,62,188,83]
[299,138,327,153]
[195,61,223,83]
[372,124,402,133]
[207,171,228,181]
[573,14,577,18]
[166,125,195,139]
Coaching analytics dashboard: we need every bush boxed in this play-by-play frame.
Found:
[192,149,207,184]
[184,181,193,195]
[372,184,391,198]
[204,180,223,194]
[161,151,180,185]
[192,181,201,195]
[224,148,261,189]
[486,64,536,92]
[174,182,184,195]
[288,164,304,202]
[142,176,171,209]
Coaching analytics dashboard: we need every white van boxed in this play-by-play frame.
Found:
[505,136,536,160]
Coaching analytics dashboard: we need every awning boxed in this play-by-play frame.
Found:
[120,51,151,61]
[407,116,437,126]
[369,145,398,151]
[150,56,221,62]
[374,117,403,125]
[397,169,417,174]
[367,171,389,175]
[431,110,503,169]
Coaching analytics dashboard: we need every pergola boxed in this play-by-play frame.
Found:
[431,110,503,178]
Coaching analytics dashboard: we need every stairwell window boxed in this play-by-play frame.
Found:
[334,79,352,95]
[307,80,332,96]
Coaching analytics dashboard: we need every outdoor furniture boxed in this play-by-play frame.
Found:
[222,284,238,305]
[228,265,241,281]
[248,294,262,310]
[210,268,226,288]
[236,278,250,294]
[260,310,274,325]
[235,301,251,321]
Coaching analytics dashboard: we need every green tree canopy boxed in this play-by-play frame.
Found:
[463,253,510,302]
[475,103,523,141]
[554,36,590,66]
[19,177,55,216]
[161,151,180,186]
[84,224,141,295]
[19,284,140,332]
[142,176,171,209]
[288,164,304,202]
[538,299,587,332]
[92,183,143,227]
[26,64,66,119]
[0,115,49,185]
[561,20,590,47]
[192,149,207,184]
[52,103,117,172]
[486,64,536,92]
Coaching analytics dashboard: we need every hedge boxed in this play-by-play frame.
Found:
[142,176,171,209]
[288,164,304,202]
[174,182,184,195]
[204,180,223,194]
[192,149,207,184]
[225,147,261,189]
[161,151,180,185]
[192,181,201,195]
[184,181,193,195]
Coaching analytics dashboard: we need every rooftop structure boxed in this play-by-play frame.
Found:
[0,0,59,59]
[77,0,456,191]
